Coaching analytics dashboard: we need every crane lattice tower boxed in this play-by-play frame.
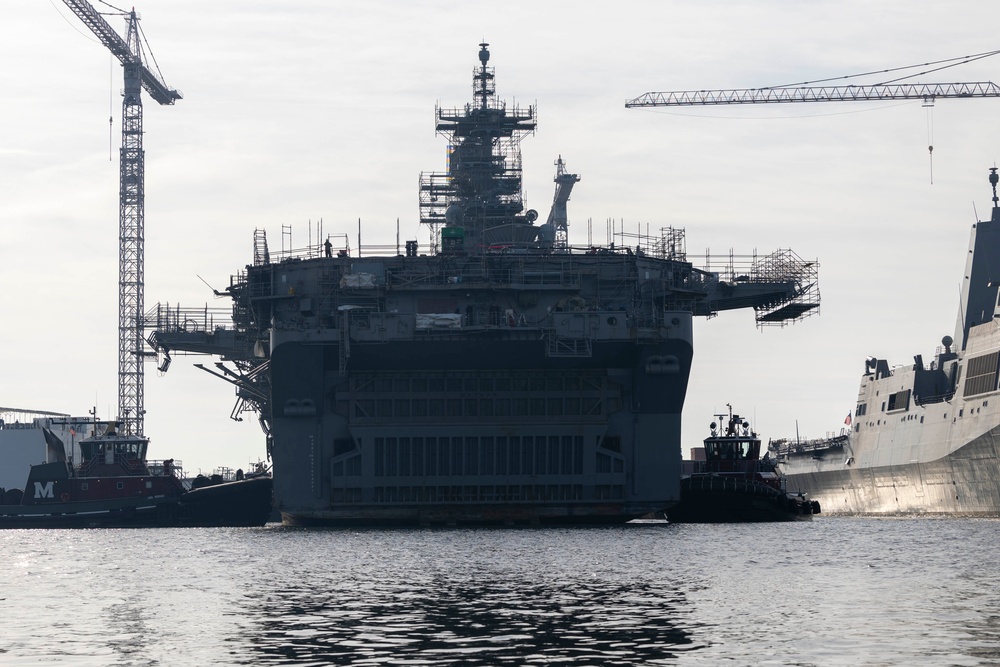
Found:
[62,1,181,436]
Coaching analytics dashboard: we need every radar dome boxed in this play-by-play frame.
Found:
[445,204,463,225]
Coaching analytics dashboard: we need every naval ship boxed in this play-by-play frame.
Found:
[149,43,818,525]
[773,169,1000,516]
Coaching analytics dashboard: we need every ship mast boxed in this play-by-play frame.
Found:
[547,156,581,252]
[954,168,1000,351]
[419,43,538,254]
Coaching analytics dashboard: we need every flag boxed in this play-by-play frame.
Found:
[844,413,852,426]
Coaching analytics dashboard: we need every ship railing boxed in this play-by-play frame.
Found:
[257,223,697,265]
[212,466,237,482]
[0,408,71,425]
[77,456,134,477]
[267,231,354,262]
[146,460,183,478]
[76,453,174,478]
[769,433,848,457]
[689,248,818,286]
[252,220,824,269]
[682,459,778,476]
[267,237,410,262]
[914,391,952,406]
[602,224,687,260]
[705,248,821,327]
[145,303,235,334]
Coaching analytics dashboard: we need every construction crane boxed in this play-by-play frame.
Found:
[626,50,1000,108]
[61,1,181,436]
[625,81,1000,108]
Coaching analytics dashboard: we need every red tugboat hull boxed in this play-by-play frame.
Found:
[0,460,273,529]
[0,477,272,528]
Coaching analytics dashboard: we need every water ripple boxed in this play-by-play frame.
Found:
[239,571,696,665]
[2,521,1000,665]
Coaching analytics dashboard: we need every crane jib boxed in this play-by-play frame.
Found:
[625,82,1000,107]
[61,0,181,106]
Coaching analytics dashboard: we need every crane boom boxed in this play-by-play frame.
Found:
[626,81,1000,107]
[62,0,181,105]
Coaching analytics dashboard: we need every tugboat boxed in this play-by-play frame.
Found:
[0,416,272,528]
[667,407,819,523]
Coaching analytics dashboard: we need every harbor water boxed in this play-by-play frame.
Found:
[2,518,998,666]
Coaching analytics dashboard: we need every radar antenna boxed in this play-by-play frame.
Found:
[990,167,999,208]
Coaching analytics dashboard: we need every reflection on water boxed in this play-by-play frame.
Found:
[3,520,1000,666]
[243,571,696,665]
[106,598,154,667]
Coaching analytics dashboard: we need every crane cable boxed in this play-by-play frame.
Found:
[766,48,1000,89]
[109,53,114,162]
[772,48,1000,184]
[927,104,934,184]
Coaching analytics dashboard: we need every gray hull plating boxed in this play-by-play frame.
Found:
[784,429,1000,515]
[271,333,692,525]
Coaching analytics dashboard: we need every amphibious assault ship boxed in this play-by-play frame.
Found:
[149,44,818,525]
[773,168,1000,516]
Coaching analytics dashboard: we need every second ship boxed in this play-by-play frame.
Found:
[150,43,819,526]
[774,169,1000,515]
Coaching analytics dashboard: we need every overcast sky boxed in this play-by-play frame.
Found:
[3,1,1000,472]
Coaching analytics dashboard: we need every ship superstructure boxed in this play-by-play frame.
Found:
[773,169,1000,515]
[149,44,818,525]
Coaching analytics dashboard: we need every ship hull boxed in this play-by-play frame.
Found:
[281,502,642,527]
[271,335,692,526]
[0,476,273,528]
[782,429,1000,516]
[667,476,814,523]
